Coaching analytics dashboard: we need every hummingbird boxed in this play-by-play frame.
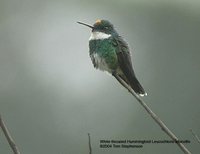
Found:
[77,19,147,96]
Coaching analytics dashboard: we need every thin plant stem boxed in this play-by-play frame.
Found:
[0,114,20,154]
[113,75,192,154]
[88,133,92,154]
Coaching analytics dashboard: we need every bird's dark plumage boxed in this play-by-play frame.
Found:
[113,36,146,96]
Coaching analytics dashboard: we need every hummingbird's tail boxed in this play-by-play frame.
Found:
[113,73,147,97]
[129,76,147,96]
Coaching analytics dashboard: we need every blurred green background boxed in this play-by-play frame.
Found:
[0,0,200,153]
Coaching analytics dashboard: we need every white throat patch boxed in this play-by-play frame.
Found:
[89,32,111,40]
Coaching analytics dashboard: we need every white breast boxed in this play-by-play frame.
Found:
[91,53,112,73]
[89,32,111,40]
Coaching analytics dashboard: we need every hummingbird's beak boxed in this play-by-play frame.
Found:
[77,21,94,29]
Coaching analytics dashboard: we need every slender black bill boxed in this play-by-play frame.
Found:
[77,21,94,29]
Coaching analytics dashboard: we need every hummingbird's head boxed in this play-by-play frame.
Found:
[92,19,115,34]
[77,19,117,36]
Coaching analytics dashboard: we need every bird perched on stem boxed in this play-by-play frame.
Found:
[78,19,147,96]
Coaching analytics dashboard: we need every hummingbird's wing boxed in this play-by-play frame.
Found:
[113,36,146,96]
